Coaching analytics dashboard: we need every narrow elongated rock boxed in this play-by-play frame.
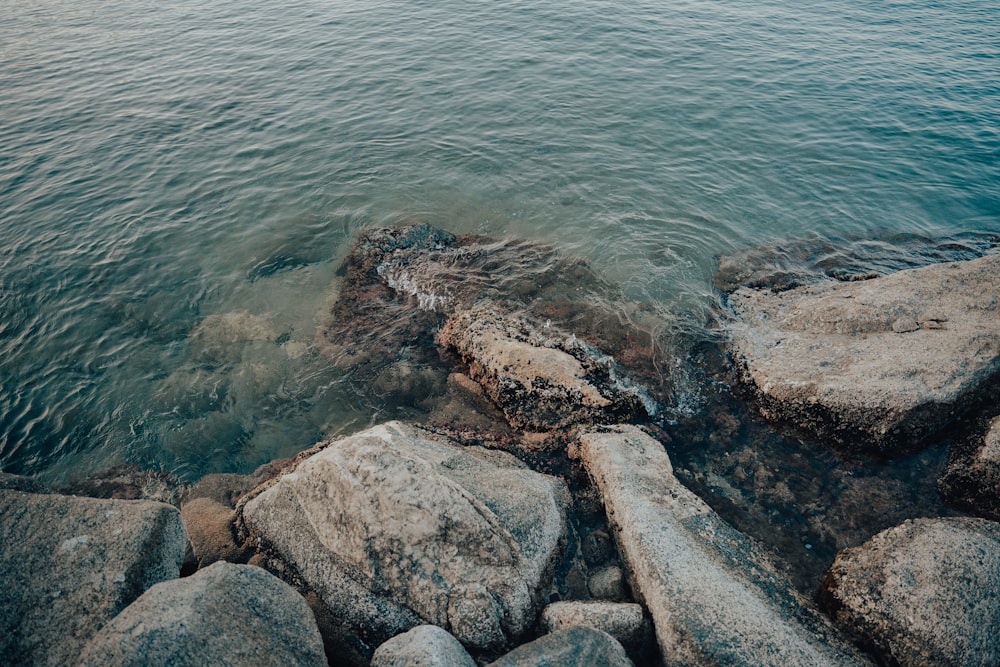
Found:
[0,490,188,667]
[577,425,868,666]
[723,253,1000,452]
[239,421,568,658]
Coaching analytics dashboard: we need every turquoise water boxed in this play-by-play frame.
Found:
[2,0,999,482]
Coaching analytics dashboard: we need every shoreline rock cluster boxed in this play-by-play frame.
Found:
[3,225,999,666]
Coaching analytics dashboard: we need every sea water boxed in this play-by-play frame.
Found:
[2,0,999,485]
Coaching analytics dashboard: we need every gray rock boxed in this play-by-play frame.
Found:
[588,565,628,601]
[577,426,868,666]
[0,489,188,667]
[540,601,649,658]
[938,415,1000,520]
[239,421,568,658]
[486,626,633,667]
[437,303,653,430]
[821,517,1000,667]
[77,561,326,667]
[723,253,1000,452]
[372,625,476,667]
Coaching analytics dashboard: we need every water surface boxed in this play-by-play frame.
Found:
[2,0,998,485]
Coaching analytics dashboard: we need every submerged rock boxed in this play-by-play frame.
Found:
[938,415,1000,520]
[821,517,1000,667]
[723,253,1000,453]
[77,561,327,667]
[438,303,653,431]
[576,425,868,666]
[0,490,188,667]
[485,626,633,667]
[317,223,679,424]
[371,625,477,667]
[238,421,569,659]
[57,465,187,506]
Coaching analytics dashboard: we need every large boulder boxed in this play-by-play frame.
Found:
[77,561,326,666]
[821,517,1000,667]
[438,303,654,430]
[938,415,1000,520]
[485,626,633,667]
[239,421,569,659]
[723,253,1000,452]
[577,426,868,666]
[0,489,188,667]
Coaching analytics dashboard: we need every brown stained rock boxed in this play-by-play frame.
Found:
[238,421,569,660]
[821,517,1000,667]
[939,415,1000,520]
[723,253,1000,453]
[77,562,327,667]
[438,303,653,431]
[0,490,188,667]
[57,465,187,506]
[180,497,253,567]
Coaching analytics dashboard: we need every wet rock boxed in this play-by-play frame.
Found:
[189,310,284,366]
[938,415,1000,520]
[577,425,868,666]
[187,472,259,508]
[438,303,653,430]
[588,564,628,601]
[723,253,1000,453]
[713,232,1000,294]
[540,601,650,660]
[180,497,252,567]
[486,626,633,667]
[57,465,187,506]
[239,421,569,659]
[77,561,326,667]
[0,489,188,667]
[371,625,476,667]
[0,472,49,493]
[820,517,1000,667]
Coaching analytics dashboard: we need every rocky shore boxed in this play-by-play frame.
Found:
[2,225,999,666]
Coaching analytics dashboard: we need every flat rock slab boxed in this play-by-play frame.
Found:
[0,489,188,667]
[822,517,1000,667]
[939,415,1000,520]
[438,303,652,430]
[240,421,569,657]
[577,426,867,666]
[724,253,1000,452]
[78,561,327,667]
